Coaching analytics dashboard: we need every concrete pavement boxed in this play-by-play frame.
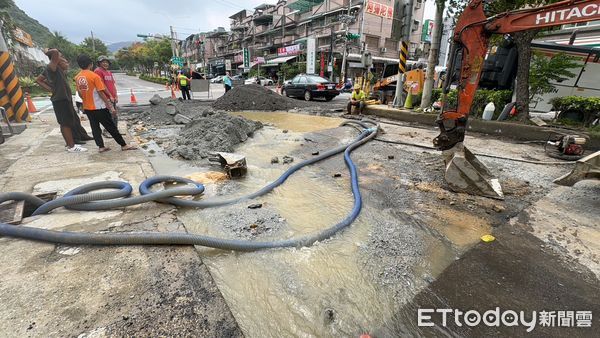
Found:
[0,110,241,336]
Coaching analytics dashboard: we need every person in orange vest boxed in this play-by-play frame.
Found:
[177,71,191,100]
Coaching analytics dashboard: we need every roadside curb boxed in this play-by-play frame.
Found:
[364,105,600,150]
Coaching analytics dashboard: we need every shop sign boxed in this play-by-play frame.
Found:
[277,44,301,56]
[366,1,394,19]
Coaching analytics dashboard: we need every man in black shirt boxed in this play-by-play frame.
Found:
[36,49,92,152]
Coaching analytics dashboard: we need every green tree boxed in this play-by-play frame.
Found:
[529,52,578,105]
[115,39,172,74]
[447,0,562,121]
[78,36,109,61]
[46,31,78,63]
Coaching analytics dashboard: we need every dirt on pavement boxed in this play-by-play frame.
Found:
[212,84,312,111]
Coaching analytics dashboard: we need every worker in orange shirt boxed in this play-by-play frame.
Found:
[74,54,136,153]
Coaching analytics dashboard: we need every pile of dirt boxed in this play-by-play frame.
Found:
[212,84,311,111]
[167,110,263,161]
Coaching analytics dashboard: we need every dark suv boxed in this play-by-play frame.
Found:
[281,74,340,101]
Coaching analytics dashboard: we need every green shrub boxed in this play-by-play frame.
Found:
[550,96,600,126]
[588,125,600,138]
[139,74,170,85]
[435,89,512,119]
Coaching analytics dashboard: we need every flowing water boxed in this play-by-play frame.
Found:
[142,112,468,336]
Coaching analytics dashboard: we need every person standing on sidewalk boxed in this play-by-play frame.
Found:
[177,71,191,100]
[94,55,119,138]
[35,48,88,153]
[75,54,136,153]
[223,71,232,93]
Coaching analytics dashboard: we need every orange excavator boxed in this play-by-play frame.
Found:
[435,0,600,199]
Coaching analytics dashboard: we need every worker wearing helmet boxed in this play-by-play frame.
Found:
[347,84,366,115]
[177,70,192,100]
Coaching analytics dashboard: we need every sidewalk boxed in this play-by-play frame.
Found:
[0,113,241,336]
[364,104,600,150]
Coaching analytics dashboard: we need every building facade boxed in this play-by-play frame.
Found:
[183,0,427,78]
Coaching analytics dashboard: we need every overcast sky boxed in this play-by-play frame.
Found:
[15,0,435,45]
[15,0,266,44]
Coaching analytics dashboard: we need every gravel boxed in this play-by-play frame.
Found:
[167,110,263,161]
[122,96,263,162]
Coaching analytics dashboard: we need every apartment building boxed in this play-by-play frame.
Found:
[191,0,427,76]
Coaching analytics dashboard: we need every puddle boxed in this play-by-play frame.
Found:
[232,111,344,133]
[428,207,492,249]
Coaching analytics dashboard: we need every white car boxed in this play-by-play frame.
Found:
[210,75,223,83]
[245,77,274,86]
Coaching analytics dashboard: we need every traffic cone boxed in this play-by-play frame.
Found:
[403,92,413,109]
[171,86,176,99]
[130,89,138,105]
[25,92,38,113]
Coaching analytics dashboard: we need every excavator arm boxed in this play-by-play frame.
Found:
[434,0,600,199]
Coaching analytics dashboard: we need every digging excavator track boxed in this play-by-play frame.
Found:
[0,121,378,251]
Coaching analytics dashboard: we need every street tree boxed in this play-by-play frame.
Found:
[447,0,561,120]
[115,39,171,75]
[79,36,109,60]
[420,0,446,109]
[529,51,578,106]
[46,31,78,63]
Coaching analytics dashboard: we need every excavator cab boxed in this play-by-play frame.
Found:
[433,43,504,199]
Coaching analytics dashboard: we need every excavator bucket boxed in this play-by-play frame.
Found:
[442,143,504,199]
[553,151,600,186]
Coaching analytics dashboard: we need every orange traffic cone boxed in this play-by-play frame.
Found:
[25,92,38,113]
[171,86,176,99]
[130,89,138,105]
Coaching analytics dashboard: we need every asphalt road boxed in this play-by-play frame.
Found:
[31,73,352,111]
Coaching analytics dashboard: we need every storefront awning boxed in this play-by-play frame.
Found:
[264,55,297,66]
[237,61,259,69]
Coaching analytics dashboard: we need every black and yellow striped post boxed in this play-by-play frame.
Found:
[399,41,408,74]
[392,41,409,107]
[0,50,28,122]
[0,20,29,123]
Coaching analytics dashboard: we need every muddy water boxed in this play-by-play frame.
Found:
[142,112,464,336]
[233,111,344,132]
[172,113,387,336]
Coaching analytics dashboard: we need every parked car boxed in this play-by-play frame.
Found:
[231,74,245,80]
[281,74,340,101]
[210,75,223,83]
[245,76,274,86]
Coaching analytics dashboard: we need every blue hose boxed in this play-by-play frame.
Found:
[0,121,378,251]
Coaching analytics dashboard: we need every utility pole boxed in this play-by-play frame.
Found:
[328,26,335,81]
[339,0,352,84]
[91,31,96,53]
[170,26,179,57]
[393,0,414,108]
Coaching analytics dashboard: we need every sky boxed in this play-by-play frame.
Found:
[15,0,436,45]
[14,0,267,45]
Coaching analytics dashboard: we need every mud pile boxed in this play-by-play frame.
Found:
[212,84,310,111]
[168,110,263,161]
[122,95,263,161]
